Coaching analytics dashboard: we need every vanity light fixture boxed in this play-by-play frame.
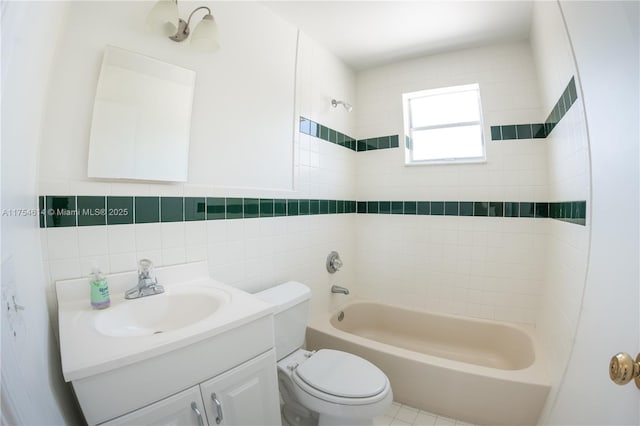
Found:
[331,99,353,112]
[146,0,219,51]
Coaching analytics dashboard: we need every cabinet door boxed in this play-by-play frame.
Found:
[200,350,281,426]
[100,385,207,426]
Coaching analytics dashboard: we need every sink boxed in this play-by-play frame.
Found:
[94,286,231,337]
[56,261,276,382]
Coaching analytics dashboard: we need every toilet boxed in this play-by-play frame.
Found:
[255,281,392,426]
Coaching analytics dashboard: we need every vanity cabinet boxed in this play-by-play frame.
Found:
[101,350,280,426]
[101,386,205,426]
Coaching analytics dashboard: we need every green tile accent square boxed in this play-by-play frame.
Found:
[348,200,356,213]
[300,117,310,135]
[207,197,225,220]
[562,201,572,219]
[357,201,367,213]
[568,77,577,104]
[161,197,184,222]
[459,202,473,216]
[274,199,287,217]
[504,202,520,218]
[532,124,546,138]
[403,201,416,215]
[77,196,106,226]
[287,199,299,216]
[135,197,159,224]
[299,199,310,215]
[329,200,337,214]
[320,125,329,141]
[516,124,532,139]
[367,201,379,214]
[328,129,337,143]
[336,200,344,214]
[378,136,390,149]
[390,135,399,148]
[107,197,133,225]
[444,201,458,216]
[243,198,259,218]
[319,199,329,214]
[260,199,274,217]
[46,196,77,227]
[573,201,586,219]
[226,198,243,219]
[39,196,45,228]
[185,197,206,221]
[357,140,367,152]
[309,121,319,138]
[489,202,504,217]
[431,201,444,215]
[535,202,549,218]
[490,126,502,140]
[378,201,390,214]
[474,202,489,216]
[417,201,430,215]
[337,133,345,146]
[519,202,534,218]
[310,200,320,215]
[366,138,378,150]
[501,125,516,140]
[391,201,403,214]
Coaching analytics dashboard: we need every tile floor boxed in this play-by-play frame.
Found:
[374,402,477,426]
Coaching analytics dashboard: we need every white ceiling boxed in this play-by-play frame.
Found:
[263,1,533,71]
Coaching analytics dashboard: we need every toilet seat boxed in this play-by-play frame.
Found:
[290,349,390,406]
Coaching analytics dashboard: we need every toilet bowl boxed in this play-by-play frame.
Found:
[255,282,393,426]
[278,349,392,426]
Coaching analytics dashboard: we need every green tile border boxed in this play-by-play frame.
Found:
[491,76,577,141]
[299,116,399,153]
[300,117,357,151]
[38,196,586,228]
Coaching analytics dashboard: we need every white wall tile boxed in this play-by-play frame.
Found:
[46,227,79,261]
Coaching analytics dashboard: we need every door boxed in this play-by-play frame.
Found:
[200,350,281,426]
[101,386,207,426]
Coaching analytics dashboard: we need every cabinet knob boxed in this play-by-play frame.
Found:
[609,352,640,388]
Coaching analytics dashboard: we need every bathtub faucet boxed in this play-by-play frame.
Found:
[331,285,349,295]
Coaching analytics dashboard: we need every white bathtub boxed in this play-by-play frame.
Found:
[306,301,550,426]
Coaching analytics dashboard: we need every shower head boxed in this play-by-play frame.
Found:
[331,98,353,112]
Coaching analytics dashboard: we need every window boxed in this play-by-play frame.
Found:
[403,83,485,164]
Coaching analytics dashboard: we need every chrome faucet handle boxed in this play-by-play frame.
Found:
[326,251,343,273]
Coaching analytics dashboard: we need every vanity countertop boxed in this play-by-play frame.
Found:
[56,261,274,382]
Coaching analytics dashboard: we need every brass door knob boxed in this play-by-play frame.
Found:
[609,352,640,388]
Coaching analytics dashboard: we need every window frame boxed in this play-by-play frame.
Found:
[403,83,486,165]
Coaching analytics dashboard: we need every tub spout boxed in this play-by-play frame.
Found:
[331,285,349,295]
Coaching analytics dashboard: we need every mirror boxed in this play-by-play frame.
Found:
[87,45,195,182]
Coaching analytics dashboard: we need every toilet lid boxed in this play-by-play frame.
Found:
[294,349,388,398]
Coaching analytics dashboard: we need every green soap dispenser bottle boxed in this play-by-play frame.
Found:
[89,267,110,309]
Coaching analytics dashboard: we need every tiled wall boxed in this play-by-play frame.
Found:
[530,1,591,422]
[353,41,551,324]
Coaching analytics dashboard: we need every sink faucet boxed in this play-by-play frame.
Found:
[125,259,164,300]
[331,285,349,295]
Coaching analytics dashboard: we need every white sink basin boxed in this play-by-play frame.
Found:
[93,286,230,337]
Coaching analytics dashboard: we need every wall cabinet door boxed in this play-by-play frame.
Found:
[100,386,207,426]
[200,351,280,426]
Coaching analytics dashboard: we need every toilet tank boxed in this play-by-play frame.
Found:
[255,281,311,360]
